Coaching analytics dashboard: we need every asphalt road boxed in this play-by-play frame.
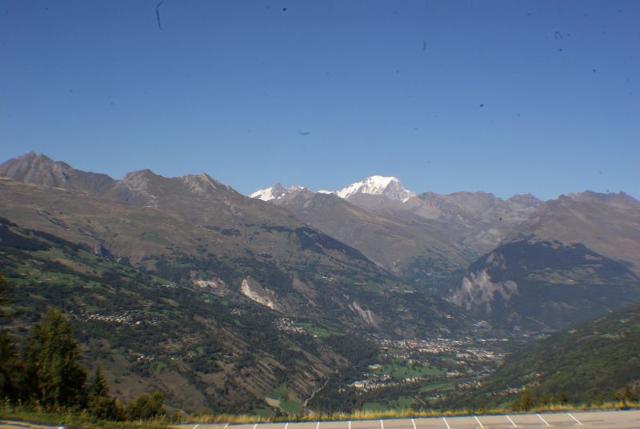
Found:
[179,410,640,429]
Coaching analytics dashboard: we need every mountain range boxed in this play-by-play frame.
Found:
[251,176,640,331]
[0,153,472,413]
[1,152,640,412]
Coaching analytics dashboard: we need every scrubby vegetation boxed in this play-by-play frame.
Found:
[1,196,640,421]
[2,268,640,426]
[435,301,640,411]
[0,274,169,427]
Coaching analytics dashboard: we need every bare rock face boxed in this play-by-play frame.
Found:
[452,269,519,315]
[192,276,227,296]
[181,173,221,196]
[240,277,283,312]
[450,238,640,332]
[114,170,160,207]
[348,300,381,328]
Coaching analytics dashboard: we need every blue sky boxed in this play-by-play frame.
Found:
[1,0,638,199]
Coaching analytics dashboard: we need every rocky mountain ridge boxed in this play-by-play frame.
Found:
[251,174,640,333]
[3,151,640,337]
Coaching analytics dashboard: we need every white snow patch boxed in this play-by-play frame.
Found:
[250,184,304,201]
[335,175,415,202]
[251,186,278,201]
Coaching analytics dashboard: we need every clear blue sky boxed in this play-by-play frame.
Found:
[1,0,639,199]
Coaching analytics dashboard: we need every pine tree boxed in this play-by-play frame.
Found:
[23,308,87,407]
[0,330,24,400]
[0,274,13,317]
[89,367,109,398]
[87,367,122,420]
[0,274,23,401]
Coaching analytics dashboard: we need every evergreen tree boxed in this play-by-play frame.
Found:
[0,274,23,401]
[0,274,13,317]
[23,308,87,407]
[89,367,109,398]
[87,367,122,420]
[0,330,23,400]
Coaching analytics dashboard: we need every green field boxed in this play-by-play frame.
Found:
[382,362,445,380]
[266,385,303,415]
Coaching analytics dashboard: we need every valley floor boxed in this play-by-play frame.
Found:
[176,410,640,429]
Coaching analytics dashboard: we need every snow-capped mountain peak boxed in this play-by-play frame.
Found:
[250,183,304,201]
[335,175,415,202]
[251,176,414,203]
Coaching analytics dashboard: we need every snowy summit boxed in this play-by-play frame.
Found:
[250,176,415,203]
[335,175,415,202]
[250,183,304,201]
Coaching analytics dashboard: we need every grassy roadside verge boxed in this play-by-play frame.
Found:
[184,402,640,425]
[3,402,640,428]
[0,404,168,429]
